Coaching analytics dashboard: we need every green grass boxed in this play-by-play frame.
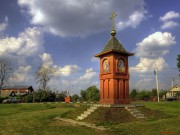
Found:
[0,102,180,135]
[0,103,114,135]
[110,101,180,135]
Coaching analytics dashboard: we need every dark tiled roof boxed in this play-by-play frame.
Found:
[101,36,126,53]
[2,86,32,90]
[95,35,134,57]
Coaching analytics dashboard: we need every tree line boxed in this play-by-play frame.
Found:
[22,85,99,103]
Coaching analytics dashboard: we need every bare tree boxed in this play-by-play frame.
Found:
[36,65,57,91]
[0,59,12,86]
[0,59,13,95]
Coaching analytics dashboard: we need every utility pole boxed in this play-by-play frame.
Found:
[172,78,174,97]
[154,64,160,102]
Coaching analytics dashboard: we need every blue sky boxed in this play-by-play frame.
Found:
[0,0,180,94]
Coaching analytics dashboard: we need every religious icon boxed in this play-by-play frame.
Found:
[103,59,109,72]
[118,59,125,72]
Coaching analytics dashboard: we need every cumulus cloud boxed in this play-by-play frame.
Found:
[40,53,53,66]
[118,10,146,29]
[9,66,33,83]
[160,11,180,29]
[39,53,80,77]
[132,31,175,73]
[0,27,44,65]
[130,57,167,72]
[135,32,176,58]
[18,0,146,37]
[161,21,179,29]
[0,16,8,33]
[79,68,96,80]
[58,65,80,76]
[160,11,180,22]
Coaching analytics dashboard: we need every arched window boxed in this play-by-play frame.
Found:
[117,58,125,72]
[103,59,109,72]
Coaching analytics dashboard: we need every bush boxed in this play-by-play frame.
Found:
[24,90,56,103]
[0,96,8,103]
[24,94,33,103]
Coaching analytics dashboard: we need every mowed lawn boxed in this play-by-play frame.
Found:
[0,103,115,135]
[0,102,180,135]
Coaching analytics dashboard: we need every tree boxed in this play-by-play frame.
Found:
[136,90,151,100]
[0,59,12,86]
[177,55,180,76]
[80,90,87,101]
[0,59,13,95]
[55,91,66,101]
[130,89,138,99]
[36,65,57,91]
[86,86,100,101]
[71,94,79,102]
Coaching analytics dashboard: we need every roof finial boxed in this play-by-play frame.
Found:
[110,12,117,36]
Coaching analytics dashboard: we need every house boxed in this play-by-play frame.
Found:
[166,86,180,98]
[0,85,34,97]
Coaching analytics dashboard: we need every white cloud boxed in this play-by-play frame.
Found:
[160,11,180,22]
[9,66,33,83]
[118,11,146,29]
[0,16,8,33]
[18,0,146,37]
[160,11,180,30]
[132,31,175,75]
[40,53,53,66]
[135,32,176,58]
[79,68,96,80]
[58,65,80,76]
[0,27,44,65]
[161,21,179,29]
[130,57,167,72]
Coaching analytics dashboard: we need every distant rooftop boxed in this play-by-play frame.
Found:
[2,85,32,90]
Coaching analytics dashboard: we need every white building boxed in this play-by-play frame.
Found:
[166,86,180,98]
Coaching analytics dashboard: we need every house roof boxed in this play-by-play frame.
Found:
[170,86,180,92]
[95,31,134,57]
[2,85,33,90]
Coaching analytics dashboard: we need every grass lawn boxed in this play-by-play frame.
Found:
[0,102,179,135]
[0,103,114,135]
[110,102,180,135]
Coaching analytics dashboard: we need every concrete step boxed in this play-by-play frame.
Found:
[76,106,98,121]
[84,111,91,115]
[131,110,140,114]
[125,107,147,119]
[134,114,144,117]
[77,116,84,120]
[81,114,88,118]
[137,116,146,119]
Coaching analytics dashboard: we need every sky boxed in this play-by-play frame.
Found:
[0,0,180,94]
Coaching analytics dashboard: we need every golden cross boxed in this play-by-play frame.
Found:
[110,12,117,31]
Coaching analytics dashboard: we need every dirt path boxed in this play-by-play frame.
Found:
[55,117,107,131]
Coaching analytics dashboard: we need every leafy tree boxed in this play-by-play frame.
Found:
[130,89,137,99]
[151,88,157,97]
[177,55,180,76]
[55,91,66,101]
[80,86,100,101]
[80,90,87,101]
[159,89,167,98]
[86,86,100,101]
[71,94,79,102]
[136,90,151,100]
[24,94,33,103]
[36,65,57,91]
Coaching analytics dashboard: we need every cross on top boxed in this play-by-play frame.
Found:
[110,12,117,31]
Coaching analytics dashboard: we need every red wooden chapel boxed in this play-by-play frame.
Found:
[95,12,134,104]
